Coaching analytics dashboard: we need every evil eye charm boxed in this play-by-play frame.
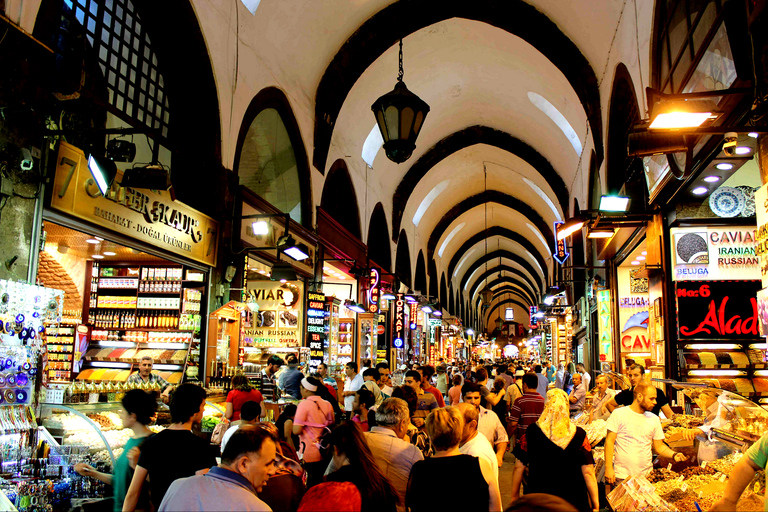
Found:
[5,322,12,333]
[32,312,39,318]
[0,374,5,386]
[29,367,37,376]
[15,314,24,323]
[6,374,16,386]
[0,293,8,304]
[4,358,12,369]
[15,390,26,402]
[22,362,31,371]
[19,328,28,339]
[13,322,23,334]
[38,326,45,333]
[4,389,15,403]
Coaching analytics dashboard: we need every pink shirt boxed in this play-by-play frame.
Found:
[294,396,334,462]
[448,385,462,405]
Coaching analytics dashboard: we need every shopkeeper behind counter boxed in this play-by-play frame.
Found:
[604,364,673,418]
[127,356,174,402]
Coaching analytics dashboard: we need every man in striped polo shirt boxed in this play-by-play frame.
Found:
[508,372,545,448]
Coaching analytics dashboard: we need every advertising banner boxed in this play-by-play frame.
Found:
[675,281,760,340]
[670,226,759,281]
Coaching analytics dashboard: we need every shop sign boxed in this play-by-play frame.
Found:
[240,202,315,275]
[619,297,650,308]
[671,226,759,282]
[676,281,760,340]
[621,311,649,352]
[553,222,570,264]
[409,303,418,330]
[307,291,326,372]
[242,280,304,347]
[597,290,613,362]
[755,184,768,288]
[393,294,404,348]
[529,306,538,328]
[51,142,218,266]
[367,269,380,313]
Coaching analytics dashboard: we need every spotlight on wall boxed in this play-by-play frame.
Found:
[252,220,269,235]
[87,154,118,195]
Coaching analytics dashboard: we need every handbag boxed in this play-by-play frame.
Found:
[211,419,230,445]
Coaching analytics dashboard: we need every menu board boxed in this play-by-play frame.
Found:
[307,291,325,372]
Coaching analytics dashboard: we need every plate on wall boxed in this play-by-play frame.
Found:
[709,186,746,218]
[737,185,757,217]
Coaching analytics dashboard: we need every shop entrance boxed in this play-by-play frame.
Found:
[37,221,207,388]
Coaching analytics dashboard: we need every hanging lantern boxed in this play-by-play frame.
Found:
[480,286,493,305]
[495,316,504,330]
[371,39,430,164]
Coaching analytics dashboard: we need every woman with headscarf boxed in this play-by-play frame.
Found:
[510,389,599,512]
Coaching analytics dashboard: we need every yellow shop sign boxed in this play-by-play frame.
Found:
[51,141,218,266]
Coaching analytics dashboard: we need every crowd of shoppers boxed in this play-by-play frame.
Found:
[87,355,737,512]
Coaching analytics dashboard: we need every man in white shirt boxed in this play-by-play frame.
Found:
[576,363,591,390]
[605,383,687,486]
[364,398,423,512]
[461,383,508,467]
[342,361,364,414]
[376,362,394,396]
[589,374,617,422]
[456,403,499,483]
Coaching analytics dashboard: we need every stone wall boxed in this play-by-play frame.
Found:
[37,251,82,311]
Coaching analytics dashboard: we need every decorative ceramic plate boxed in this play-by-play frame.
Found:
[737,185,757,217]
[710,186,746,218]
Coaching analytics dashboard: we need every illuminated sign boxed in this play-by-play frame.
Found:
[553,221,570,265]
[671,226,759,282]
[505,308,515,321]
[393,293,405,348]
[307,292,326,371]
[368,268,380,313]
[619,297,650,308]
[410,302,418,330]
[529,306,538,328]
[597,289,613,362]
[676,281,760,339]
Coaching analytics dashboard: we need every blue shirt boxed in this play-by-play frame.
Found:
[278,366,304,400]
[546,366,556,383]
[536,373,549,401]
[159,466,271,511]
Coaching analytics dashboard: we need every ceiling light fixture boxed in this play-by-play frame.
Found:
[86,238,100,244]
[748,132,758,138]
[421,305,433,314]
[631,260,640,265]
[87,154,117,195]
[252,220,269,235]
[121,164,175,200]
[735,146,752,155]
[556,216,587,240]
[692,187,708,195]
[344,300,366,314]
[277,234,310,261]
[381,292,396,301]
[587,229,615,239]
[92,254,104,259]
[103,251,116,256]
[647,95,718,130]
[715,163,734,171]
[599,195,630,212]
[703,175,721,183]
[371,38,430,164]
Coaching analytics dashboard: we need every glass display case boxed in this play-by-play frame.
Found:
[357,313,375,368]
[337,318,355,368]
[677,342,765,399]
[324,298,341,372]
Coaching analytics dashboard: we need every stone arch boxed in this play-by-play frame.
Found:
[235,87,313,227]
[367,202,392,271]
[313,0,604,171]
[414,251,427,295]
[395,230,412,289]
[440,274,448,309]
[606,63,644,206]
[321,160,362,239]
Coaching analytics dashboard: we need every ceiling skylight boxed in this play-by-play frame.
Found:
[438,223,466,257]
[528,92,582,156]
[454,248,477,277]
[362,124,383,168]
[522,176,562,222]
[526,223,551,255]
[413,180,450,226]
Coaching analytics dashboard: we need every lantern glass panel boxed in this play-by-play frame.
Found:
[385,105,400,139]
[377,111,389,141]
[414,111,425,136]
[400,107,414,138]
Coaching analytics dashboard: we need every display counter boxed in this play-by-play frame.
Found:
[605,380,768,511]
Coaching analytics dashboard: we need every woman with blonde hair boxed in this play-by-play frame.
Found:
[406,407,501,512]
[510,389,599,512]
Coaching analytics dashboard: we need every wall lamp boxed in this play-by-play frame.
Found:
[557,210,654,241]
[241,212,312,263]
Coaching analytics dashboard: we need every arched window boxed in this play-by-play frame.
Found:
[321,160,361,239]
[395,230,412,289]
[367,203,392,271]
[414,251,427,295]
[235,87,312,227]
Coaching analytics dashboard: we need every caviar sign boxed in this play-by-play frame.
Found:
[393,293,405,348]
[676,281,760,340]
[307,292,326,371]
[671,226,759,282]
[51,142,218,266]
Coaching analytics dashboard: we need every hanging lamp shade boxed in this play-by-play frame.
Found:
[371,81,430,163]
[480,286,493,305]
[495,316,504,330]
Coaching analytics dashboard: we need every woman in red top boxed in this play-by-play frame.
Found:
[225,374,264,421]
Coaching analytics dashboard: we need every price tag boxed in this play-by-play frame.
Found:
[701,461,707,468]
[720,474,728,482]
[667,463,672,471]
[680,483,688,492]
[677,475,685,483]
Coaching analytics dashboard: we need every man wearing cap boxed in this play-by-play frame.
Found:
[506,368,525,412]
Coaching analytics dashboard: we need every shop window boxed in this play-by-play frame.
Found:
[654,0,736,94]
[238,108,304,225]
[60,0,171,137]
